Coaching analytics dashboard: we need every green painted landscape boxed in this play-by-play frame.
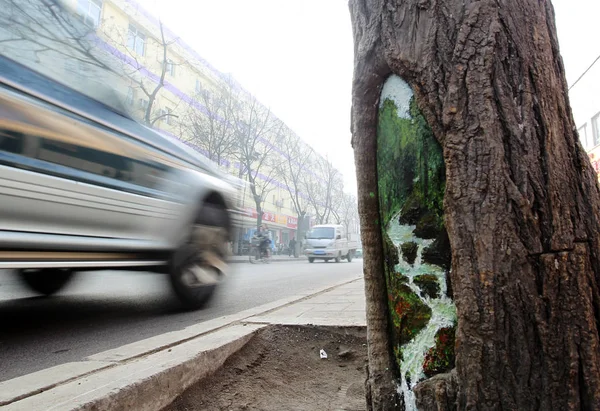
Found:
[376,75,455,403]
[377,94,445,229]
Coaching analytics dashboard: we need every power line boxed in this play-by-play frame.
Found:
[568,53,600,91]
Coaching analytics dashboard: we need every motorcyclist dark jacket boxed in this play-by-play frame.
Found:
[256,227,271,252]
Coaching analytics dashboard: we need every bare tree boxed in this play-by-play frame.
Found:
[326,183,345,224]
[274,128,314,249]
[233,96,284,229]
[303,163,327,225]
[101,19,181,126]
[180,77,238,166]
[332,193,359,235]
[304,156,342,225]
[324,160,343,224]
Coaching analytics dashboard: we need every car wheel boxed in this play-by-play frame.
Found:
[170,205,229,310]
[19,268,74,296]
[309,257,315,263]
[335,253,341,263]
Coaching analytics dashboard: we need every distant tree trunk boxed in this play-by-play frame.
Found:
[295,210,307,257]
[233,227,242,256]
[350,0,600,410]
[143,21,169,126]
[255,194,263,230]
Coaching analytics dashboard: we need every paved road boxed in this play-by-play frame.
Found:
[0,260,363,382]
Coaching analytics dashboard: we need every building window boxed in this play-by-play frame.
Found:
[127,24,146,56]
[165,59,176,77]
[593,114,600,148]
[139,98,149,110]
[195,79,202,93]
[160,107,173,125]
[77,0,102,27]
[578,124,589,149]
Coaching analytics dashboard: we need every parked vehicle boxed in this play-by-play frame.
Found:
[0,55,243,309]
[303,224,358,263]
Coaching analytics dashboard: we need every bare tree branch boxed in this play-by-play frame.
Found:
[232,96,284,228]
[180,77,238,165]
[150,112,178,126]
[274,127,313,222]
[303,155,342,225]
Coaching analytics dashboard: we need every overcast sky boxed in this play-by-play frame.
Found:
[553,0,600,85]
[137,0,599,195]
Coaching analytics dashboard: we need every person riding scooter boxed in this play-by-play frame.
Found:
[256,224,271,257]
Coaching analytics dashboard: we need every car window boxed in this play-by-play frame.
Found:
[0,129,24,154]
[307,227,335,239]
[0,0,131,117]
[0,90,172,194]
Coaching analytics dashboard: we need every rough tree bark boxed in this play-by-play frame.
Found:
[349,0,600,410]
[349,2,401,409]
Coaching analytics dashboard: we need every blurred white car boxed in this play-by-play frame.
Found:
[0,55,242,309]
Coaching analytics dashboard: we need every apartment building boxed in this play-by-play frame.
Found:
[569,56,600,180]
[66,0,337,247]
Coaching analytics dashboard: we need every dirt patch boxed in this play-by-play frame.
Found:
[163,325,368,411]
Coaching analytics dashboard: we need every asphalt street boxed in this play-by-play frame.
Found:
[0,259,363,382]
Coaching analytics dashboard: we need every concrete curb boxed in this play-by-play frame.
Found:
[1,276,362,411]
[3,324,264,411]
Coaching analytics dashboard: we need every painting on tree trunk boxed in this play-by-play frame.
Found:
[377,75,456,409]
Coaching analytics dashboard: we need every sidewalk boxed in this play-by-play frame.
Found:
[245,279,366,326]
[229,254,306,263]
[1,277,365,411]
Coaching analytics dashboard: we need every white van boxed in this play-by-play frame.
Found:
[303,224,358,263]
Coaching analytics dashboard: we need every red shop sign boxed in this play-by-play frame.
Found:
[287,216,298,229]
[262,211,277,223]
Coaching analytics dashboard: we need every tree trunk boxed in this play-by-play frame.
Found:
[350,0,600,410]
[255,200,263,230]
[232,226,242,256]
[143,21,168,126]
[349,4,403,410]
[295,211,306,258]
[246,170,263,230]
